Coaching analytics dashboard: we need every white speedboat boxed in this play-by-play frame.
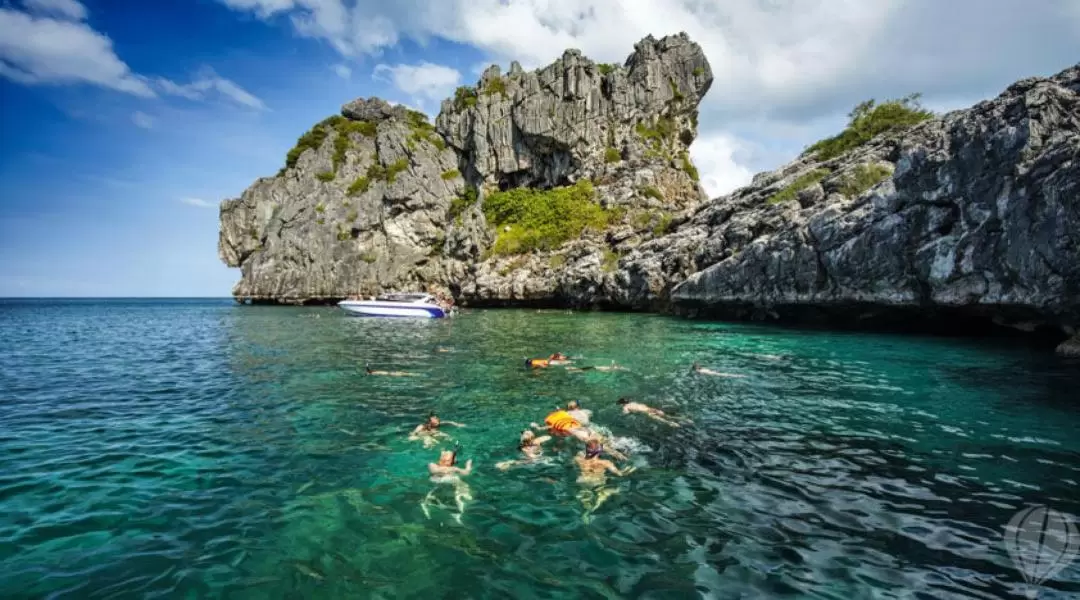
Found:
[338,293,448,318]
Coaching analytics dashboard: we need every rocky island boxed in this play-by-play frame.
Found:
[219,33,1079,354]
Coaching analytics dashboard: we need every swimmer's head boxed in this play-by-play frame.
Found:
[365,364,373,374]
[585,440,603,459]
[439,448,456,466]
[519,430,536,445]
[427,413,440,427]
[616,397,630,405]
[567,400,580,410]
[691,362,700,371]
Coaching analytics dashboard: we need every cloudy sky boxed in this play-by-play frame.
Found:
[1,0,1078,296]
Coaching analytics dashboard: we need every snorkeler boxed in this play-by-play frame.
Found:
[366,364,416,377]
[567,361,627,372]
[524,357,551,369]
[547,352,572,365]
[531,409,628,460]
[495,430,553,471]
[422,447,474,524]
[575,440,635,523]
[409,413,465,448]
[564,400,592,426]
[616,397,687,427]
[690,362,744,378]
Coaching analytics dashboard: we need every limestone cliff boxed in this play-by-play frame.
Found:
[219,34,1079,352]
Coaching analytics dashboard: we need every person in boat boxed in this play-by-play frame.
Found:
[690,362,744,378]
[410,413,465,448]
[495,430,552,470]
[616,397,686,427]
[575,440,635,522]
[366,364,415,377]
[422,447,474,523]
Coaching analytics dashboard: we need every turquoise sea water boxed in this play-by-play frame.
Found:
[1,299,1078,599]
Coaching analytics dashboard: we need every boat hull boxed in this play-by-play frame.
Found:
[338,300,446,319]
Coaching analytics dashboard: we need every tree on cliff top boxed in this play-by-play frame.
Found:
[804,94,934,160]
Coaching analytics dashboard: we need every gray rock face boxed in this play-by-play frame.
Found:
[220,33,711,305]
[219,33,1079,350]
[653,63,1080,342]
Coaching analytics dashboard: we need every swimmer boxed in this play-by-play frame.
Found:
[617,397,687,427]
[690,362,744,378]
[567,361,628,373]
[531,409,627,460]
[564,400,592,426]
[422,447,473,523]
[524,357,551,369]
[409,413,465,448]
[575,440,635,523]
[496,430,552,471]
[548,352,572,365]
[366,364,416,377]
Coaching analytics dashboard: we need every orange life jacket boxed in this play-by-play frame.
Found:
[526,358,551,369]
[544,410,580,433]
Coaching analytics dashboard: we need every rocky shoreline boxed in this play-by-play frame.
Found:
[219,33,1079,354]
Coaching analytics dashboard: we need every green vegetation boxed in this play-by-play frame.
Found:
[314,202,326,213]
[653,212,674,236]
[316,218,325,225]
[429,233,445,257]
[346,209,359,222]
[804,94,934,160]
[765,169,830,205]
[481,180,614,255]
[693,66,705,77]
[669,78,684,102]
[347,176,370,196]
[549,254,567,269]
[441,169,461,180]
[315,171,335,182]
[360,252,378,264]
[635,116,675,143]
[680,152,699,182]
[481,76,508,98]
[604,147,621,164]
[281,115,378,175]
[601,249,620,272]
[597,63,617,76]
[406,110,446,151]
[449,186,478,223]
[336,228,352,242]
[366,159,409,184]
[837,163,893,197]
[497,256,528,277]
[630,210,674,236]
[641,186,664,201]
[454,86,478,109]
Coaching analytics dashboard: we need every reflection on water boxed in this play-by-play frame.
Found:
[0,299,1078,598]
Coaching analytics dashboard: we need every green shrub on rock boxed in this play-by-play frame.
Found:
[766,169,830,205]
[482,180,613,255]
[604,147,621,164]
[838,163,893,197]
[454,86,478,109]
[804,94,933,160]
[315,171,335,182]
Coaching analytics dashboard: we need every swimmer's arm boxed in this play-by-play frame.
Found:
[442,421,466,428]
[529,422,547,431]
[456,459,473,475]
[535,435,552,445]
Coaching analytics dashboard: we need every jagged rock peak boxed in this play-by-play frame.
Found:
[341,97,409,122]
[435,32,713,191]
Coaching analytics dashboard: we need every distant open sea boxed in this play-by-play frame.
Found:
[1,298,1078,599]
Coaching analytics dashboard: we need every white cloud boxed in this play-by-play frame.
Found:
[0,5,154,96]
[179,197,215,208]
[131,111,154,129]
[21,0,87,21]
[373,61,461,101]
[690,132,754,197]
[155,67,267,110]
[332,63,351,79]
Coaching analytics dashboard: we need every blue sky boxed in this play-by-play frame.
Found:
[1,0,1078,297]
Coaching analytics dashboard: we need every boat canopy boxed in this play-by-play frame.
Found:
[374,293,434,303]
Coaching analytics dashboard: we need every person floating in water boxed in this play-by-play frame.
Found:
[524,357,551,369]
[690,362,744,378]
[409,413,465,448]
[422,447,474,524]
[366,364,416,377]
[616,397,687,427]
[548,352,572,365]
[575,440,635,523]
[567,361,628,373]
[495,430,552,471]
[532,409,627,460]
[564,400,592,426]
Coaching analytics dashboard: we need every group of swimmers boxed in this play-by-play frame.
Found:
[395,351,736,524]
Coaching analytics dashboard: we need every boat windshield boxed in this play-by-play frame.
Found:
[374,293,433,303]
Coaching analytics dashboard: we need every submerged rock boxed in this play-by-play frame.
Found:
[218,34,1079,348]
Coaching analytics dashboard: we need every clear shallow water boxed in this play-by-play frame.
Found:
[1,299,1078,599]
